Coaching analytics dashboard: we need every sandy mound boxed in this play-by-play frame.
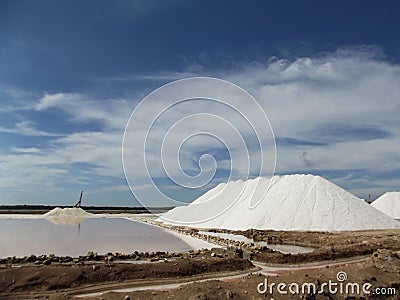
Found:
[160,174,400,231]
[371,192,400,219]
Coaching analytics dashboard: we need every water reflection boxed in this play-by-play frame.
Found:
[46,216,87,226]
[0,218,197,258]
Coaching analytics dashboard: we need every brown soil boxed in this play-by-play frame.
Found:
[95,249,400,300]
[0,257,252,298]
[241,228,400,248]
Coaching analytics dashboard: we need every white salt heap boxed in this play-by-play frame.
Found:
[44,207,94,225]
[44,207,93,218]
[371,192,400,220]
[160,174,400,231]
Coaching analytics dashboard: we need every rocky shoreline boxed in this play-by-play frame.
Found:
[0,247,244,267]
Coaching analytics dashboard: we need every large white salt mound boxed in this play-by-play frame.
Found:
[371,192,400,219]
[159,174,400,231]
[44,207,93,218]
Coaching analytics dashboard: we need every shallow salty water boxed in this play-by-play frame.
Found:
[0,218,203,258]
[198,231,314,254]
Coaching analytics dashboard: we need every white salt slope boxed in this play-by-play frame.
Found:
[44,207,94,218]
[160,174,400,231]
[371,192,400,219]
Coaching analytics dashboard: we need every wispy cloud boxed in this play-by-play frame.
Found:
[35,93,132,130]
[35,92,83,110]
[0,121,62,136]
[10,147,43,154]
[97,71,201,83]
[0,86,37,113]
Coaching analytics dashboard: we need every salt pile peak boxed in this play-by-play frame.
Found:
[160,174,400,231]
[371,192,400,220]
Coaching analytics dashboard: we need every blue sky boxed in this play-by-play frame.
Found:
[1,0,400,206]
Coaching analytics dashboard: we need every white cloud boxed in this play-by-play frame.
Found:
[101,71,199,82]
[35,92,83,110]
[10,147,43,154]
[0,121,62,136]
[35,93,132,130]
[52,131,124,177]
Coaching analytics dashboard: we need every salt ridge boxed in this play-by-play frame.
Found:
[160,174,400,231]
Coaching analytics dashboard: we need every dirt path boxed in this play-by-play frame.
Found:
[72,256,370,298]
[252,255,370,276]
[71,268,259,298]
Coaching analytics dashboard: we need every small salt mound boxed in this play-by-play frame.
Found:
[44,207,93,218]
[160,174,400,231]
[371,192,400,219]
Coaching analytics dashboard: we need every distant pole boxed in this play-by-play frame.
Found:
[368,193,371,203]
[74,191,83,207]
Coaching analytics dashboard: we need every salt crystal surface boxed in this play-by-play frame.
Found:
[160,174,400,231]
[371,192,400,219]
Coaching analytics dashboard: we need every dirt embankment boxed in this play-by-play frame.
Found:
[190,228,400,264]
[249,229,400,264]
[0,257,253,296]
[99,249,400,300]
